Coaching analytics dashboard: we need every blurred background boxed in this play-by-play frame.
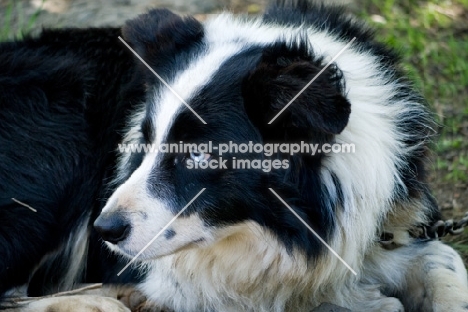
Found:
[1,0,467,263]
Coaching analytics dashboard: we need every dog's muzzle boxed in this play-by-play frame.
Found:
[94,213,131,244]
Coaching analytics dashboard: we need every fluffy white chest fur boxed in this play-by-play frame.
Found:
[95,3,468,312]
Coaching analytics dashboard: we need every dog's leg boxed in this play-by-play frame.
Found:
[402,241,468,312]
[363,240,468,311]
[1,285,169,312]
[108,284,172,312]
[5,295,130,312]
[332,282,404,312]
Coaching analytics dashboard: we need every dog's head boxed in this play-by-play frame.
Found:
[94,9,351,261]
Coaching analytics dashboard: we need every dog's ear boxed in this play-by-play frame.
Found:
[122,9,203,62]
[242,43,351,138]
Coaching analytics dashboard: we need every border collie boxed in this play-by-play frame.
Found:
[1,1,467,311]
[94,1,468,311]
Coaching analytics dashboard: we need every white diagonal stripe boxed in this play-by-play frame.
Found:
[268,37,357,124]
[11,198,37,212]
[117,188,206,276]
[118,36,207,125]
[268,188,357,276]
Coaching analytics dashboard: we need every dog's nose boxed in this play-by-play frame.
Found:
[94,213,130,244]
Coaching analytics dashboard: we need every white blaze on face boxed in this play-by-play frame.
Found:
[152,41,245,146]
[101,40,245,259]
[102,151,216,259]
[105,13,403,261]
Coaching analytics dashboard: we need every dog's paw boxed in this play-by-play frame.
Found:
[132,302,173,312]
[115,287,172,312]
[380,298,405,312]
[21,295,130,312]
[116,287,148,310]
[433,298,468,312]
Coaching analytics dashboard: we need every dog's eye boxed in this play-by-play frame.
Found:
[190,151,210,162]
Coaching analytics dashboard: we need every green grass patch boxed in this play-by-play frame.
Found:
[357,0,468,184]
[357,0,468,263]
[0,0,45,41]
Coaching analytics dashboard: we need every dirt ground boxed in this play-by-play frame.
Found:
[2,0,268,30]
[1,0,356,29]
[1,0,466,237]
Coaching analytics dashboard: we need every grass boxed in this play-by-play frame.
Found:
[356,0,468,184]
[356,0,468,263]
[0,0,44,41]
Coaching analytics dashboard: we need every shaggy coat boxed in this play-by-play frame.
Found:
[0,1,467,311]
[96,2,468,311]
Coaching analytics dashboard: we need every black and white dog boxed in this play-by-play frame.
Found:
[1,1,468,311]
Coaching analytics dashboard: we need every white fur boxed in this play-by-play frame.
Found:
[202,15,407,269]
[115,103,146,184]
[152,42,244,147]
[106,22,250,259]
[139,222,405,312]
[103,156,215,259]
[104,11,468,312]
[61,221,90,290]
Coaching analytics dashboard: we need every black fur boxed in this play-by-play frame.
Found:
[138,25,351,257]
[0,2,452,309]
[0,28,143,297]
[267,0,440,226]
